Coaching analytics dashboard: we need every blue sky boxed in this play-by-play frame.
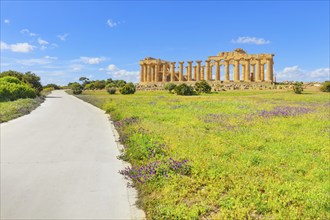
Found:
[1,1,329,85]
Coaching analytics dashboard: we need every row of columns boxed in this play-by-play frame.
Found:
[140,59,274,83]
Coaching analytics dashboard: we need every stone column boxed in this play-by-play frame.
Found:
[193,66,197,80]
[245,60,250,82]
[170,62,176,82]
[196,60,202,81]
[205,60,211,81]
[251,64,255,82]
[234,59,240,82]
[185,66,188,81]
[266,59,273,82]
[215,61,220,81]
[140,64,143,82]
[224,60,230,82]
[260,63,265,81]
[147,65,150,82]
[155,64,159,82]
[141,64,145,82]
[187,61,193,81]
[242,65,245,81]
[201,66,205,80]
[150,66,154,82]
[179,61,184,82]
[255,59,261,82]
[162,64,167,82]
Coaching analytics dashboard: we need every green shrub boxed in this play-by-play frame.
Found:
[0,79,37,102]
[84,83,95,90]
[44,83,61,90]
[1,70,43,94]
[164,83,177,93]
[0,76,22,85]
[120,82,136,95]
[174,83,195,96]
[107,87,117,94]
[293,81,303,94]
[106,82,116,88]
[70,82,83,94]
[194,80,211,94]
[320,81,330,92]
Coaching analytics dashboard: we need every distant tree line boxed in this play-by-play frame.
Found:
[68,77,136,95]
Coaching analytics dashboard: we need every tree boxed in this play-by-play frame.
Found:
[194,80,211,94]
[120,82,136,94]
[79,77,91,89]
[23,72,43,93]
[293,81,303,94]
[114,80,127,88]
[94,80,106,89]
[70,82,83,94]
[164,83,177,93]
[320,81,330,92]
[174,83,194,96]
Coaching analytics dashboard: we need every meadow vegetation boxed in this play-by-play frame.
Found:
[75,89,330,219]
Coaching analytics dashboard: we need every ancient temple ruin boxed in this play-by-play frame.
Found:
[139,49,274,84]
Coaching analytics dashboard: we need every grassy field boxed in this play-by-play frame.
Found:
[0,96,45,123]
[75,89,329,219]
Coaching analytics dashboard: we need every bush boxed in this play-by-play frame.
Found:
[164,83,177,93]
[44,83,61,90]
[194,80,211,94]
[0,76,22,85]
[84,83,95,90]
[174,83,195,96]
[293,81,303,94]
[70,82,83,95]
[120,82,136,95]
[107,87,117,94]
[106,82,116,88]
[0,77,37,101]
[320,81,330,92]
[1,70,43,94]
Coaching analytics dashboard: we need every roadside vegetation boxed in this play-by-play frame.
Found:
[74,88,330,219]
[0,70,57,122]
[67,77,136,95]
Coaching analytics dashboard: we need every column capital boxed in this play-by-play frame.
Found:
[196,60,202,63]
[205,60,211,63]
[179,61,184,64]
[187,61,193,64]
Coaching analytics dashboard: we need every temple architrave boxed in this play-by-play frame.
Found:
[139,49,274,84]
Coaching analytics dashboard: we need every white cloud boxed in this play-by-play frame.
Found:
[1,41,35,53]
[104,64,139,82]
[16,56,58,66]
[231,36,270,45]
[20,29,38,37]
[275,66,330,82]
[44,56,58,60]
[4,19,10,24]
[106,64,119,71]
[1,41,10,50]
[80,56,106,64]
[37,38,49,45]
[71,64,84,72]
[57,33,69,41]
[107,19,118,28]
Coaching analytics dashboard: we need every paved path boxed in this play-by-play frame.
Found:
[0,90,145,219]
